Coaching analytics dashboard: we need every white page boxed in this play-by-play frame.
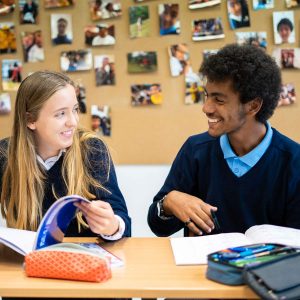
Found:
[170,232,251,265]
[245,224,300,247]
[0,227,36,255]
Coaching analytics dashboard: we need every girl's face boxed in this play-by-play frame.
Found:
[27,84,79,160]
[279,24,291,43]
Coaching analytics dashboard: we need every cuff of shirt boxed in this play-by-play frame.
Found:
[99,215,125,241]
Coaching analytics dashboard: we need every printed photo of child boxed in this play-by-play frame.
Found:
[273,11,295,45]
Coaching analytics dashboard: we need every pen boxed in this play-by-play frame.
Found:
[229,244,267,252]
[210,209,221,231]
[227,247,296,265]
[218,245,275,260]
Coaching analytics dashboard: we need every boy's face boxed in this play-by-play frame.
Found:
[202,79,250,138]
[58,20,67,35]
[279,24,291,43]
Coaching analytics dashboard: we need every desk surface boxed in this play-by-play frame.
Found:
[0,237,258,299]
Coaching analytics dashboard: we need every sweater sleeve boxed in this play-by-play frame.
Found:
[147,137,198,237]
[85,138,131,239]
[285,147,300,229]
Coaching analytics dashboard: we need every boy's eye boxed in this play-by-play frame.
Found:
[215,97,224,104]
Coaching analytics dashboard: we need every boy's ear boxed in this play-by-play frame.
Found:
[26,112,36,130]
[246,98,263,116]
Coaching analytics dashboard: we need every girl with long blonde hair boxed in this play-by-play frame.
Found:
[0,70,131,239]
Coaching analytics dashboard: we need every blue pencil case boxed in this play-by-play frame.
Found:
[206,243,299,286]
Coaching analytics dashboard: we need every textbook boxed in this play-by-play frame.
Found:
[171,224,300,265]
[0,195,123,268]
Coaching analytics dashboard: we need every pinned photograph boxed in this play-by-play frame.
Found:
[203,49,218,61]
[168,43,200,84]
[0,23,16,54]
[278,83,296,107]
[272,48,300,69]
[60,49,92,72]
[51,13,72,45]
[0,93,11,115]
[159,3,180,35]
[0,1,15,15]
[235,32,267,50]
[19,0,38,24]
[89,0,122,21]
[21,30,45,62]
[44,0,75,8]
[285,0,300,8]
[253,0,274,10]
[188,0,220,9]
[129,5,150,38]
[192,18,224,41]
[131,84,162,106]
[185,80,205,105]
[75,81,87,113]
[168,43,190,77]
[91,105,111,136]
[273,11,295,45]
[281,49,295,69]
[85,24,115,46]
[127,51,157,73]
[227,0,250,29]
[94,54,115,86]
[2,59,22,91]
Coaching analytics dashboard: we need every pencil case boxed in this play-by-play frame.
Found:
[243,252,300,300]
[206,243,298,286]
[24,243,112,282]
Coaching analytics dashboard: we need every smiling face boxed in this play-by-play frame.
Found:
[278,24,291,43]
[202,80,249,138]
[27,84,79,160]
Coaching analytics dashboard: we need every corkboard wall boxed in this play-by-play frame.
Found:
[0,0,299,164]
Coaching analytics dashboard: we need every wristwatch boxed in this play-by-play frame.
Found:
[157,195,173,220]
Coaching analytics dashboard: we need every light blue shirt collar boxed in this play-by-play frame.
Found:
[220,122,273,168]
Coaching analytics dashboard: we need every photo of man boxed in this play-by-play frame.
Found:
[91,24,115,46]
[51,14,72,45]
[94,54,115,86]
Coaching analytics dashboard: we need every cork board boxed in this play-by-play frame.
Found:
[0,0,299,164]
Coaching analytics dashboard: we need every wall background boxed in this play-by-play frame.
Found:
[0,1,299,164]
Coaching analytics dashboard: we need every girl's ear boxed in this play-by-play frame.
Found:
[26,112,36,130]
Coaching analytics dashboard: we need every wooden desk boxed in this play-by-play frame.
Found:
[0,237,258,299]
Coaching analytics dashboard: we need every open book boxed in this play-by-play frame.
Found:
[0,195,123,268]
[171,224,300,265]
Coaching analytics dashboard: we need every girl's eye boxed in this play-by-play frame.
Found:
[55,111,65,118]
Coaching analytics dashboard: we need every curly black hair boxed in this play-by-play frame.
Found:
[199,44,282,123]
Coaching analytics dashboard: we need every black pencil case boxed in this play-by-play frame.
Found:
[243,252,300,300]
[206,243,298,286]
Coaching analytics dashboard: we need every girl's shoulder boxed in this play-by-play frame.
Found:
[79,132,110,162]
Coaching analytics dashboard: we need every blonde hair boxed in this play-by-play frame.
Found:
[1,70,109,230]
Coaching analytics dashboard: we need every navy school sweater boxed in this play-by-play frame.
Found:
[148,129,300,236]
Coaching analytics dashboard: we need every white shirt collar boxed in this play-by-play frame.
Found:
[37,149,66,170]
